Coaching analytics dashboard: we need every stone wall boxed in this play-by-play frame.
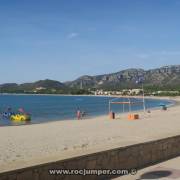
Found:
[1,135,180,180]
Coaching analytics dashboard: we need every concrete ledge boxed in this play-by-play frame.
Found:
[1,135,180,180]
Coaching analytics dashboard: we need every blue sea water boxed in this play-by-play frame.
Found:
[0,95,173,126]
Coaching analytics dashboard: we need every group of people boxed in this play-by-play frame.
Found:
[76,109,86,120]
[0,107,14,119]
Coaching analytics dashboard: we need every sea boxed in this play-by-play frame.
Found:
[0,94,174,126]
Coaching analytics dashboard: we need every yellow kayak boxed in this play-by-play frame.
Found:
[10,114,31,121]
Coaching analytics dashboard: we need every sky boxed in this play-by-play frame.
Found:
[0,0,180,83]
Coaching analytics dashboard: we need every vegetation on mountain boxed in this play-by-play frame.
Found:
[0,65,180,95]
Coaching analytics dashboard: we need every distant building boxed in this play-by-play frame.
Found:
[130,89,142,95]
[35,87,46,90]
[94,88,144,96]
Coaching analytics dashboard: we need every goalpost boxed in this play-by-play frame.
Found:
[109,96,145,114]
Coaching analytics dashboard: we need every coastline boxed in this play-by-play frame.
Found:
[1,93,111,97]
[0,94,176,127]
[0,92,178,98]
[0,93,178,106]
[0,93,177,108]
[0,96,180,173]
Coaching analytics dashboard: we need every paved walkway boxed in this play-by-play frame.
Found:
[114,156,180,180]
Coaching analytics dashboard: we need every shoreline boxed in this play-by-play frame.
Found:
[0,95,176,127]
[0,93,178,106]
[1,92,179,98]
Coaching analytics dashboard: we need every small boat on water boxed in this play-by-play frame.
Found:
[10,108,31,121]
[10,114,31,121]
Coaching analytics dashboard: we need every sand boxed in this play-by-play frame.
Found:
[0,96,180,173]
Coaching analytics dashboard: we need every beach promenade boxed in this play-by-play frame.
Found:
[0,96,180,176]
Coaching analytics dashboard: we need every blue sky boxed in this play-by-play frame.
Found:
[0,0,180,83]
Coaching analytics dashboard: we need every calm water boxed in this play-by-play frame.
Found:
[0,95,173,126]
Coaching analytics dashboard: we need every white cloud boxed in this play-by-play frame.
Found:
[117,25,137,32]
[160,50,180,55]
[136,53,149,59]
[135,50,180,59]
[67,32,79,39]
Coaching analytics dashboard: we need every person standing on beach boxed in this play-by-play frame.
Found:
[76,109,81,120]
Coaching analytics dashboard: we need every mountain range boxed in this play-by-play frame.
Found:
[66,65,180,90]
[0,65,180,93]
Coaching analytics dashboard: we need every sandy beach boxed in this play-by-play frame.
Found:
[0,96,180,173]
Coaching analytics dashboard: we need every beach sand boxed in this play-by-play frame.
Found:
[0,96,180,173]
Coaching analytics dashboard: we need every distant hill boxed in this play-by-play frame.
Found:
[20,79,65,90]
[66,65,180,90]
[0,65,180,93]
[0,79,66,93]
